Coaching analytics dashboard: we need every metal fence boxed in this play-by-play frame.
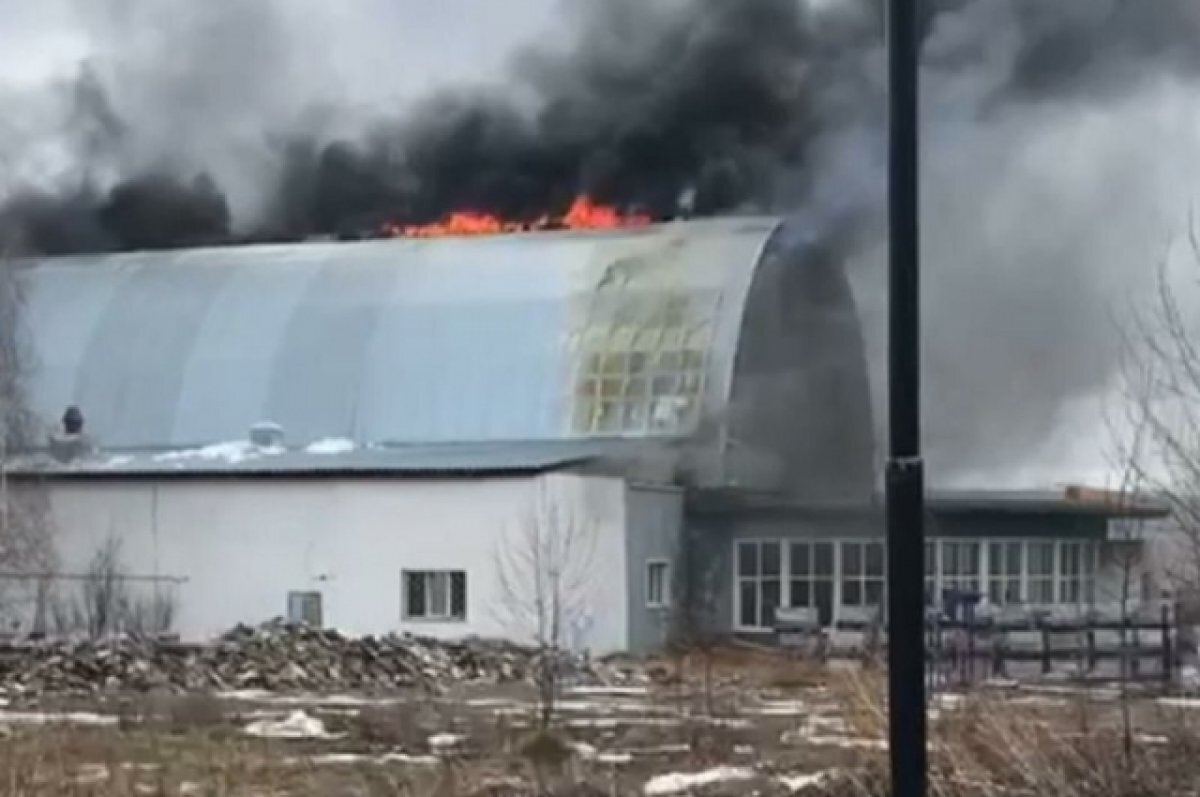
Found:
[775,602,1179,688]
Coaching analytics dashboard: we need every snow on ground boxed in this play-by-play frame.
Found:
[565,685,651,698]
[0,710,117,726]
[782,716,885,750]
[778,769,838,792]
[1158,697,1200,709]
[643,766,756,795]
[219,690,402,707]
[244,710,341,740]
[428,732,466,750]
[748,699,811,716]
[294,752,440,767]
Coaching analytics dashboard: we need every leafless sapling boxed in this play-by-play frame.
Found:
[494,479,598,729]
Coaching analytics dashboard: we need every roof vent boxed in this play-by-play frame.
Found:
[249,422,285,449]
[49,405,93,463]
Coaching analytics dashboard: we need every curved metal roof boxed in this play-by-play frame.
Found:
[21,217,782,451]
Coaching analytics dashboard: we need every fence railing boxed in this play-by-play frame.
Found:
[775,603,1179,687]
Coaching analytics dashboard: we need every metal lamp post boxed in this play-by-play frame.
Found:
[886,0,927,795]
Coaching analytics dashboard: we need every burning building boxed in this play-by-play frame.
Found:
[5,214,1169,651]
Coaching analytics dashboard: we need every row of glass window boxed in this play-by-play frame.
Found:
[735,539,1098,630]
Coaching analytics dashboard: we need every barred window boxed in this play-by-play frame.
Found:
[403,570,467,621]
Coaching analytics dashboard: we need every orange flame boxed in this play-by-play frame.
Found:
[383,195,651,238]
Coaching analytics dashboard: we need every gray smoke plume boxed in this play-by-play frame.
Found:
[3,0,1200,483]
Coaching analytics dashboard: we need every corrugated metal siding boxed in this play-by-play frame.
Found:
[21,218,781,450]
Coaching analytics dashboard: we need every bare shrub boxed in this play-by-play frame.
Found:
[50,536,180,639]
[165,694,229,734]
[829,669,1200,797]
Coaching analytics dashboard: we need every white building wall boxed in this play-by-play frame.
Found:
[28,472,631,652]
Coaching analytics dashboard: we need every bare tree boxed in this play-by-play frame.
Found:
[1103,408,1154,762]
[1119,222,1200,602]
[667,538,722,716]
[0,233,55,625]
[495,479,597,729]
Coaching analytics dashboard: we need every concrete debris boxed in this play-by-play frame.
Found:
[0,620,615,698]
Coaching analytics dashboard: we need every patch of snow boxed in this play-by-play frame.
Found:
[782,722,885,750]
[749,699,809,716]
[566,685,650,697]
[597,752,635,765]
[734,744,755,756]
[219,690,400,707]
[0,710,117,726]
[1159,697,1200,710]
[305,438,356,455]
[568,717,679,729]
[572,742,598,759]
[1009,696,1069,708]
[643,766,756,796]
[308,753,369,765]
[1025,684,1120,701]
[1136,734,1170,746]
[806,736,887,750]
[73,764,109,785]
[554,699,672,714]
[466,697,522,708]
[101,455,133,468]
[778,770,837,793]
[179,782,202,796]
[380,752,441,765]
[984,677,1020,689]
[309,752,439,766]
[244,710,340,740]
[621,744,692,757]
[155,440,284,465]
[933,693,966,708]
[429,732,466,750]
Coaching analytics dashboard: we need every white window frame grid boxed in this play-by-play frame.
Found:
[840,540,886,609]
[402,570,468,622]
[735,538,1103,630]
[1026,541,1057,606]
[939,540,982,596]
[735,540,783,630]
[1057,540,1097,606]
[987,541,1024,605]
[924,539,1098,609]
[787,540,836,626]
[646,559,671,608]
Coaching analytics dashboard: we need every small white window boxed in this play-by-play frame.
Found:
[403,570,467,621]
[646,560,670,608]
[287,591,323,627]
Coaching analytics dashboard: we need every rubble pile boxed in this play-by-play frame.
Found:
[0,621,611,697]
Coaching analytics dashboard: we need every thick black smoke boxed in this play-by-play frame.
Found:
[0,175,230,255]
[7,0,1200,254]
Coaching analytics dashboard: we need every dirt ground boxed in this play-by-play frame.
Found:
[1,648,1197,796]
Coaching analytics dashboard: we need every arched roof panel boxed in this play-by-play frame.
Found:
[20,217,782,450]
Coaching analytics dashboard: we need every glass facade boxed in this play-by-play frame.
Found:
[734,537,1099,630]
